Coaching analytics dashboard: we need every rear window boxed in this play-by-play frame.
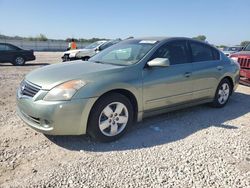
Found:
[6,45,18,50]
[190,42,220,62]
[0,44,6,51]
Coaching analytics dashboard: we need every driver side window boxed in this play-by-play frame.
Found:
[151,40,190,65]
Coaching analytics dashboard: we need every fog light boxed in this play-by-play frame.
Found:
[41,119,51,128]
[43,124,50,128]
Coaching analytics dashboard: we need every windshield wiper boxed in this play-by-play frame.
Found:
[90,60,128,66]
[90,60,105,64]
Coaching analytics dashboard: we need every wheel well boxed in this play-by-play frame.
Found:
[223,76,234,94]
[93,89,138,122]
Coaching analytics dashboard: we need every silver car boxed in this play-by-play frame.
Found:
[17,37,240,142]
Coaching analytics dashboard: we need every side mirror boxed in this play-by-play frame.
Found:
[147,58,170,67]
[95,47,100,52]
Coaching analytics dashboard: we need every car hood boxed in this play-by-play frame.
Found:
[223,51,234,54]
[25,61,125,90]
[64,49,93,55]
[231,51,250,57]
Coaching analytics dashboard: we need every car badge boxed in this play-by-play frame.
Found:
[21,84,25,92]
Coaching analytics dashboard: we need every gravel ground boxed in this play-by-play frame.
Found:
[0,52,249,187]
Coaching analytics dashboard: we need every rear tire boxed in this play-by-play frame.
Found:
[81,56,90,61]
[12,56,26,66]
[87,93,134,142]
[211,78,232,108]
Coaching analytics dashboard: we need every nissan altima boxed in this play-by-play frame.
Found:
[16,37,240,142]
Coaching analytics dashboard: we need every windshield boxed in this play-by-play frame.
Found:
[89,39,158,66]
[85,41,105,49]
[244,44,250,51]
[223,47,242,51]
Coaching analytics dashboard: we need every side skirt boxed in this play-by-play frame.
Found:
[141,98,213,120]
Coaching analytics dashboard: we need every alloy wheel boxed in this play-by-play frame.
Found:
[98,102,129,137]
[15,57,25,65]
[218,83,230,104]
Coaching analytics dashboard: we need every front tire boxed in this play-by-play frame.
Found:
[12,56,26,66]
[87,93,134,142]
[211,78,232,108]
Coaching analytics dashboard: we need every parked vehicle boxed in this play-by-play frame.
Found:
[230,43,250,81]
[61,39,121,62]
[223,46,244,56]
[17,37,240,142]
[0,43,35,65]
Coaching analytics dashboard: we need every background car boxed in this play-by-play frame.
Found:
[61,39,121,62]
[0,43,35,66]
[222,46,243,56]
[230,43,250,81]
[17,37,239,142]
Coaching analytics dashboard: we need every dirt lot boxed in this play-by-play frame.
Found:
[0,52,249,187]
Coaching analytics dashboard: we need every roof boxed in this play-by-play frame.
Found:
[131,36,203,42]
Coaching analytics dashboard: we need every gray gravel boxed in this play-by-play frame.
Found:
[0,52,249,187]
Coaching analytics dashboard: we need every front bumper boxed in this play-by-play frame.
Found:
[16,95,97,135]
[240,68,250,79]
[26,55,36,61]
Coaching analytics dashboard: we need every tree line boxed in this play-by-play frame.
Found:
[0,34,249,47]
[0,34,109,43]
[192,35,250,47]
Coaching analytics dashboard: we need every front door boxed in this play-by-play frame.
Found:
[142,40,193,111]
[0,44,7,62]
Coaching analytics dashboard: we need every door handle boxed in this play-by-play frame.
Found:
[217,66,224,71]
[184,72,192,77]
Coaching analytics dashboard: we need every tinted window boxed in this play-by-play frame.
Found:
[190,42,218,62]
[0,44,6,51]
[6,44,17,50]
[244,43,250,51]
[151,41,189,65]
[212,48,220,60]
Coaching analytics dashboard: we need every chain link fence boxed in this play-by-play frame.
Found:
[0,38,89,51]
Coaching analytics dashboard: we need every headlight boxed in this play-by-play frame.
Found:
[231,57,238,63]
[44,80,86,101]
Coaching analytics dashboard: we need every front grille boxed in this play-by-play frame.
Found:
[238,57,250,69]
[20,80,41,97]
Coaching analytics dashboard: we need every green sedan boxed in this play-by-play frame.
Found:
[16,37,240,142]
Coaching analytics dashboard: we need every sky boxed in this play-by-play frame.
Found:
[0,0,249,45]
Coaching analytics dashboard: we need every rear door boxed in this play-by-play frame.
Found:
[189,41,223,100]
[142,40,193,111]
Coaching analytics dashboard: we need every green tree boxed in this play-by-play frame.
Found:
[240,41,250,47]
[37,34,48,41]
[192,35,207,41]
[218,45,227,49]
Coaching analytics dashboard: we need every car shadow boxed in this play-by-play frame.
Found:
[0,63,50,66]
[46,91,250,152]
